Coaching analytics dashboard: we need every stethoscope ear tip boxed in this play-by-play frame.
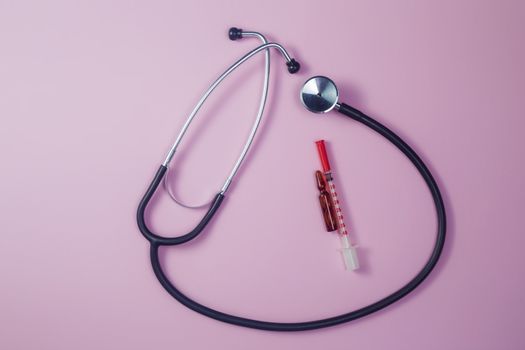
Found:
[287,59,301,74]
[228,27,243,41]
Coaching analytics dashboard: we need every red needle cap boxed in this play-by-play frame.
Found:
[315,140,331,173]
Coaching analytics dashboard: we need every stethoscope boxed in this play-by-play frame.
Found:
[137,28,446,331]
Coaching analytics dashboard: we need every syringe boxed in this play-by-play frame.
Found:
[315,140,359,271]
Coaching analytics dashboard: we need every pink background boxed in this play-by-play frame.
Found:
[1,0,524,349]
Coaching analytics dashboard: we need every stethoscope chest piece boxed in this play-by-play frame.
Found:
[300,76,339,113]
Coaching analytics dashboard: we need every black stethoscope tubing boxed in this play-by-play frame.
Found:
[137,102,446,331]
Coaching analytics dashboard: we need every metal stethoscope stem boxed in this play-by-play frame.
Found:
[162,29,299,208]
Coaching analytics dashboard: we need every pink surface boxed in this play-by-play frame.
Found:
[1,0,524,349]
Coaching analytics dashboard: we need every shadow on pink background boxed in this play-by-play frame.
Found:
[1,1,524,349]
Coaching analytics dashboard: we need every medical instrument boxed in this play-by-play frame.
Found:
[315,139,359,270]
[315,170,338,232]
[136,28,446,331]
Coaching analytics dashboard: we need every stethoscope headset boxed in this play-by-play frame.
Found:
[137,27,446,331]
